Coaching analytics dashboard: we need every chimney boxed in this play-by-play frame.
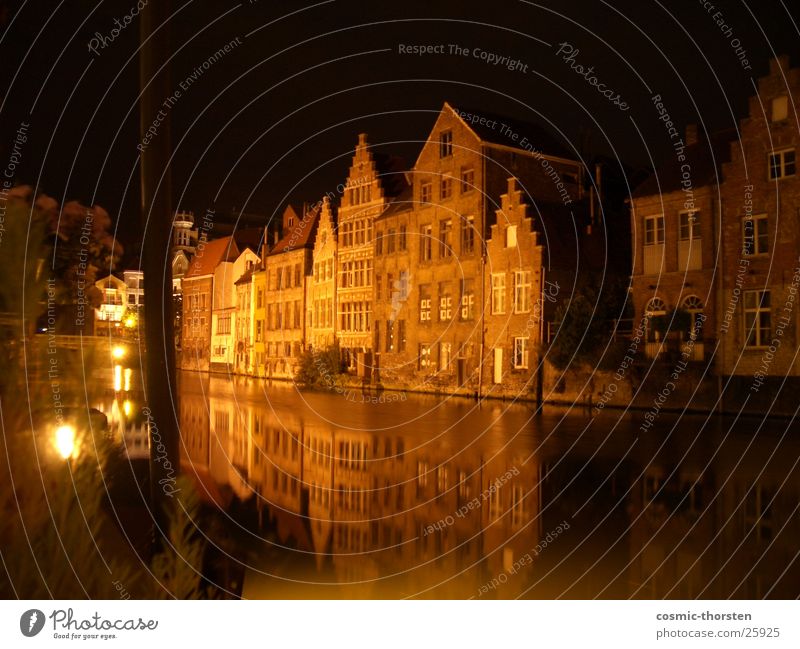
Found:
[769,55,789,75]
[685,123,698,146]
[358,132,367,147]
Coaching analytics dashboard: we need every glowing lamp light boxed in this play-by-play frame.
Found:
[112,345,126,360]
[54,425,76,460]
[123,400,132,417]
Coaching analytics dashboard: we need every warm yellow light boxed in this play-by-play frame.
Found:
[112,345,126,359]
[54,425,76,460]
[123,400,132,416]
[124,368,132,392]
[114,364,122,391]
[124,315,137,328]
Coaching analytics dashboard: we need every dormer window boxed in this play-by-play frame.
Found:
[439,130,453,158]
[771,95,789,122]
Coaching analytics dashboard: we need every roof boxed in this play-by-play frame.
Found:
[233,227,265,254]
[234,268,254,286]
[268,205,321,256]
[449,102,572,159]
[185,236,239,278]
[375,185,414,222]
[632,128,737,198]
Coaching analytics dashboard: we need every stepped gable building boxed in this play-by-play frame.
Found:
[262,203,320,378]
[181,236,240,371]
[335,133,407,371]
[629,126,736,362]
[307,196,338,351]
[718,55,800,377]
[373,101,591,391]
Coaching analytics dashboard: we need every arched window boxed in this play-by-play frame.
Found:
[644,297,666,316]
[682,295,705,340]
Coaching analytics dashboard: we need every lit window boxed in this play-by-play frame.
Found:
[768,148,795,179]
[419,344,432,369]
[771,95,788,122]
[419,285,431,322]
[439,342,451,371]
[491,274,506,314]
[513,337,529,369]
[506,224,517,248]
[744,290,770,348]
[460,279,474,320]
[439,292,452,321]
[514,270,531,313]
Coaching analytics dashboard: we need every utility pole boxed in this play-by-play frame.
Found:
[139,0,179,548]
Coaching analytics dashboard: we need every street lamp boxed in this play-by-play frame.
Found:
[112,345,126,360]
[54,424,77,460]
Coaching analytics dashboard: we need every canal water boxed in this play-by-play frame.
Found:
[100,368,800,599]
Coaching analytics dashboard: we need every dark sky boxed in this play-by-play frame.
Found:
[1,0,799,250]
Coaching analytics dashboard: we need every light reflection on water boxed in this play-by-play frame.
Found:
[100,369,800,599]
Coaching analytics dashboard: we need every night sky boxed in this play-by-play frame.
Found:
[1,0,798,253]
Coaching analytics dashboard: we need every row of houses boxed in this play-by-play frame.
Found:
[177,99,612,392]
[96,55,799,390]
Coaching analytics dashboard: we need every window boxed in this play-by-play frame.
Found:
[491,273,506,314]
[375,273,381,300]
[420,224,433,261]
[439,288,452,321]
[644,215,665,245]
[771,95,789,122]
[440,177,453,200]
[387,273,394,301]
[375,231,383,255]
[419,343,432,369]
[506,224,518,248]
[744,290,770,348]
[439,219,452,257]
[216,316,231,335]
[439,130,453,157]
[460,279,475,320]
[419,285,431,322]
[399,225,407,250]
[679,211,701,240]
[461,215,475,254]
[742,214,768,255]
[295,264,301,287]
[513,337,529,369]
[514,270,531,313]
[769,148,795,179]
[461,168,475,192]
[420,182,432,204]
[387,229,396,254]
[439,342,451,371]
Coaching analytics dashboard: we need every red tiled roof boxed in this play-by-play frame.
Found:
[185,236,239,278]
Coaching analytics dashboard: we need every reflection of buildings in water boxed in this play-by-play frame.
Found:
[627,435,800,598]
[182,393,542,596]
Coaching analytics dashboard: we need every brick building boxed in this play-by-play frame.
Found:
[181,237,239,371]
[374,102,588,393]
[718,55,800,377]
[629,127,735,361]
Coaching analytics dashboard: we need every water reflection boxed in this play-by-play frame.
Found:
[105,370,800,598]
